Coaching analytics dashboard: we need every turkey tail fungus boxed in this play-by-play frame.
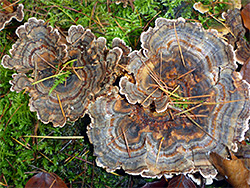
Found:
[0,1,24,31]
[87,18,250,180]
[1,18,122,127]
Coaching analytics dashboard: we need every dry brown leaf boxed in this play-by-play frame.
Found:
[209,152,250,188]
[240,59,250,83]
[167,175,196,188]
[142,177,168,188]
[241,3,250,30]
[193,2,209,14]
[25,172,68,188]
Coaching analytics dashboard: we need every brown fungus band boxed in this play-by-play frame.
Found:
[87,18,250,178]
[0,2,24,31]
[1,17,122,127]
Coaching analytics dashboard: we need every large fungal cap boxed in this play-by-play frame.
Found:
[88,18,250,178]
[0,1,24,31]
[120,17,238,113]
[1,18,122,127]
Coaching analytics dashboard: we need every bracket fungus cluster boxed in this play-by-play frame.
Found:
[87,18,250,179]
[1,17,123,127]
[0,1,24,31]
[1,11,250,182]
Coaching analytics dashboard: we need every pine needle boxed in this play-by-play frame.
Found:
[122,127,131,158]
[57,94,66,121]
[174,22,186,67]
[155,137,164,166]
[24,136,84,139]
[176,68,196,80]
[32,72,69,85]
[185,113,217,141]
[141,88,158,105]
[175,103,204,116]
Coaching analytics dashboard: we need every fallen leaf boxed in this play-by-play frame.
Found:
[241,3,250,30]
[25,172,68,188]
[167,175,196,188]
[209,151,250,188]
[240,58,250,83]
[142,177,168,188]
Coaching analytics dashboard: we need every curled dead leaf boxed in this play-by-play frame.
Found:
[142,177,168,188]
[240,58,250,83]
[209,152,250,188]
[25,172,68,188]
[241,3,250,30]
[167,175,196,188]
